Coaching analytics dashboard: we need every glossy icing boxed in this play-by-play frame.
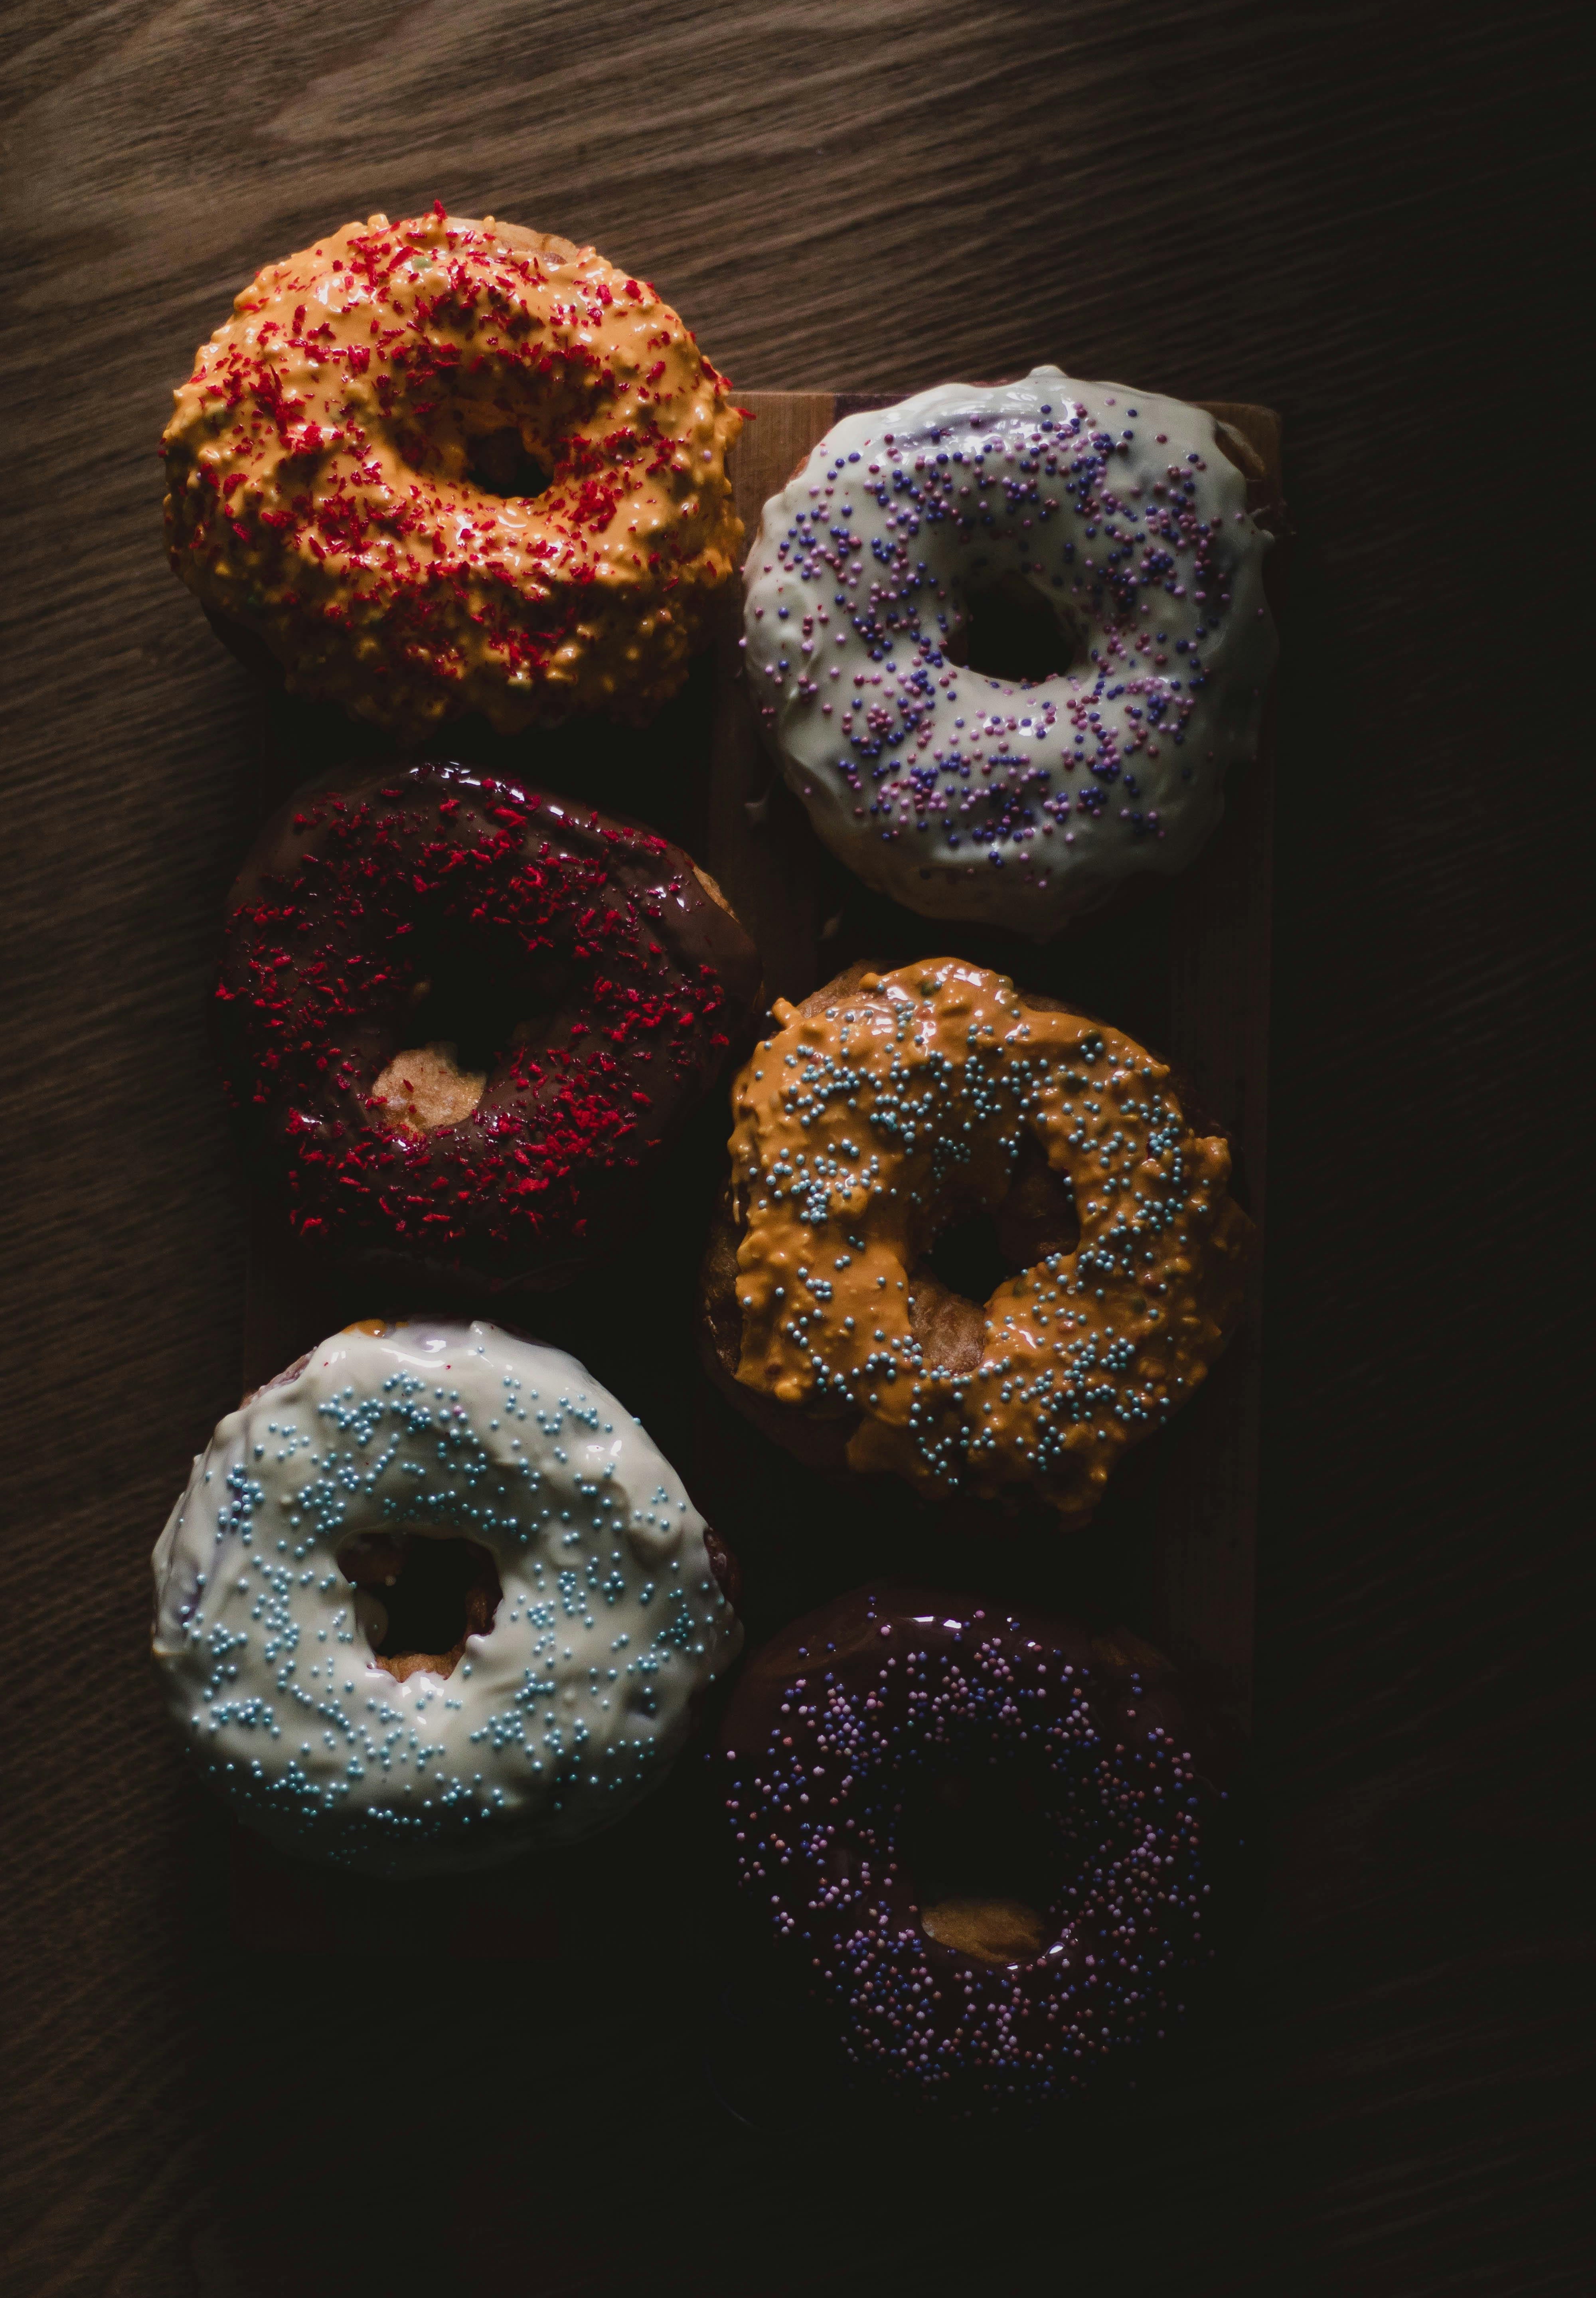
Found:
[217,760,762,1292]
[163,209,743,733]
[726,960,1251,1522]
[743,366,1276,933]
[151,1320,741,1874]
[723,1586,1229,2111]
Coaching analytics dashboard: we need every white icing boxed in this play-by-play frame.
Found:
[743,366,1277,936]
[151,1320,741,1874]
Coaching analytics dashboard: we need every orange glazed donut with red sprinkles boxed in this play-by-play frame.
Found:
[217,759,762,1292]
[162,207,744,735]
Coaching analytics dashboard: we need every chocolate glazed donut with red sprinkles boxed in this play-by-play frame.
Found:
[218,760,762,1290]
[720,1585,1235,2115]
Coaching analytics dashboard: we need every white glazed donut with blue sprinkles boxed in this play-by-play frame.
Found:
[151,1317,741,1874]
[743,365,1277,936]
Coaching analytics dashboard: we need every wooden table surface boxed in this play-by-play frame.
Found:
[1,5,1580,2294]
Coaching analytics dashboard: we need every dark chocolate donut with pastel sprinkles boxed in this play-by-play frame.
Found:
[720,1585,1233,2113]
[219,759,762,1291]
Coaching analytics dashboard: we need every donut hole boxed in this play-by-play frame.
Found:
[948,571,1083,685]
[398,932,573,1080]
[338,1531,503,1682]
[466,423,552,499]
[371,1044,487,1134]
[922,1208,1014,1309]
[916,1137,1081,1337]
[899,1763,1062,1966]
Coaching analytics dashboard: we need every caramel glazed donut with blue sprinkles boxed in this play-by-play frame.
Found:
[743,367,1277,936]
[151,1319,741,1874]
[699,960,1253,1527]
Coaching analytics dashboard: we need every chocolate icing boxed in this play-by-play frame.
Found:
[720,1583,1231,2112]
[219,759,762,1290]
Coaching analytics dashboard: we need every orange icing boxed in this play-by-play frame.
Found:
[728,961,1252,1521]
[162,209,743,733]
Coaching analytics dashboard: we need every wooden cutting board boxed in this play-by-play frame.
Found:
[234,387,1281,1942]
[702,391,1280,1739]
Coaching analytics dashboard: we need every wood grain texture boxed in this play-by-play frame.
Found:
[0,4,1582,2294]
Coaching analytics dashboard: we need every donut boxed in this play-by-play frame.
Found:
[721,1585,1230,2111]
[162,207,743,734]
[742,365,1277,934]
[699,959,1251,1524]
[151,1318,742,1874]
[218,759,762,1292]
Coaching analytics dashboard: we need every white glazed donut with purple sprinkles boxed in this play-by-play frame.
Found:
[743,365,1276,935]
[152,1318,741,1874]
